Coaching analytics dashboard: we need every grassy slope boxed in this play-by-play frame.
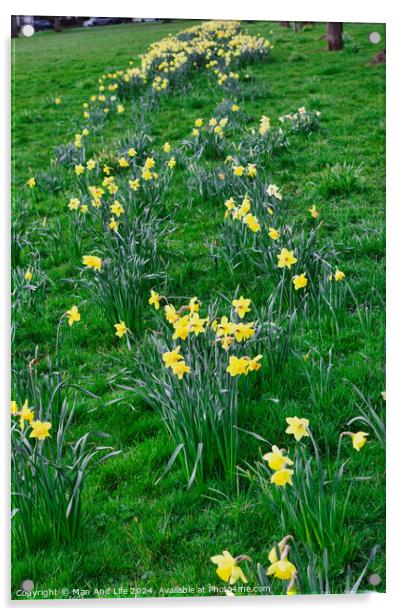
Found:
[12,20,385,598]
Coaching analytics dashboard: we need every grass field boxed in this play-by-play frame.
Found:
[11,19,385,599]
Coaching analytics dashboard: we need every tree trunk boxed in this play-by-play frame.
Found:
[54,17,63,32]
[11,15,19,38]
[280,22,290,28]
[326,22,343,51]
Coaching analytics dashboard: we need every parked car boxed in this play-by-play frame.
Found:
[83,17,114,27]
[33,19,52,31]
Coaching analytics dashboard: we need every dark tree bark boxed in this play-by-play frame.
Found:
[326,22,343,51]
[54,17,63,32]
[280,22,291,28]
[11,15,19,38]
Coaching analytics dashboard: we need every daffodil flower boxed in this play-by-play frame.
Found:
[211,551,250,584]
[263,446,293,471]
[285,417,309,441]
[66,305,81,327]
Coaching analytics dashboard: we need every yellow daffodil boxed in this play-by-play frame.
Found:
[189,313,207,336]
[268,227,280,240]
[285,416,309,441]
[129,178,140,191]
[232,296,251,319]
[144,157,155,169]
[211,551,248,584]
[118,157,129,168]
[24,269,33,282]
[226,356,249,377]
[82,255,102,271]
[27,177,36,188]
[292,272,308,290]
[11,401,19,416]
[75,164,85,175]
[308,204,319,218]
[128,148,137,157]
[66,305,81,327]
[188,296,200,313]
[80,204,88,214]
[164,304,179,324]
[109,218,119,232]
[268,536,293,564]
[117,104,125,113]
[29,420,51,440]
[149,290,161,310]
[233,165,244,176]
[171,361,191,379]
[271,468,294,486]
[167,156,176,169]
[86,159,96,171]
[238,197,251,218]
[247,163,257,177]
[195,118,203,127]
[19,399,34,430]
[110,201,125,217]
[54,97,61,105]
[263,446,293,471]
[277,248,297,269]
[267,557,297,579]
[217,316,236,338]
[335,268,346,281]
[114,321,128,338]
[162,346,183,368]
[267,184,282,200]
[172,315,191,341]
[349,431,369,451]
[234,322,255,342]
[247,355,263,372]
[163,142,171,153]
[68,198,80,211]
[224,197,236,218]
[221,336,234,350]
[259,115,270,135]
[231,104,240,112]
[142,169,152,181]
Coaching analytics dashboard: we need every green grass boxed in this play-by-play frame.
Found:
[11,20,385,599]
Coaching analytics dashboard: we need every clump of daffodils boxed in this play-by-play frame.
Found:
[148,291,262,380]
[279,107,321,134]
[224,195,261,233]
[11,399,51,440]
[263,444,294,487]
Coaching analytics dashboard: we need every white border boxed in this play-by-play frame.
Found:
[2,1,400,614]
